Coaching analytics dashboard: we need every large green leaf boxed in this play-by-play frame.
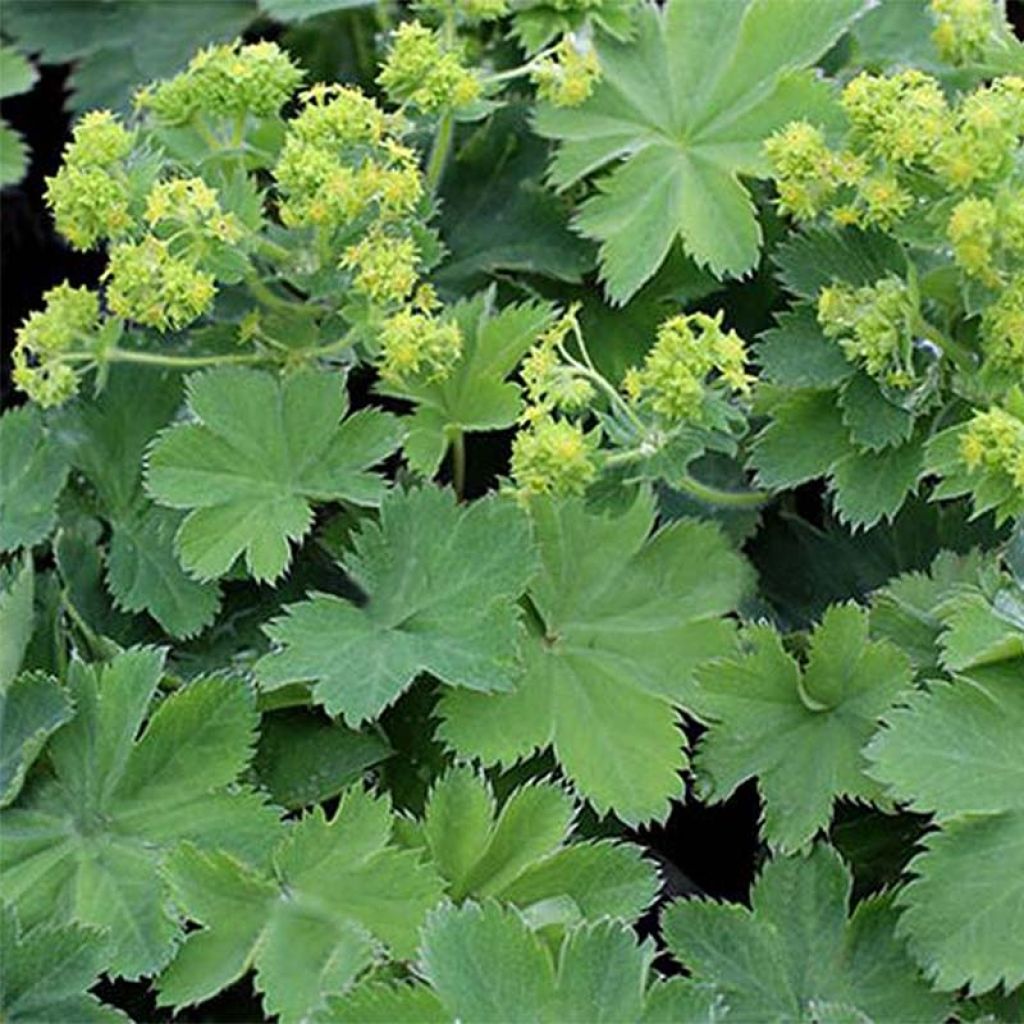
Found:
[256,486,537,724]
[157,786,444,1024]
[662,844,950,1023]
[0,648,278,979]
[534,0,865,301]
[692,605,913,852]
[146,367,403,583]
[439,495,750,824]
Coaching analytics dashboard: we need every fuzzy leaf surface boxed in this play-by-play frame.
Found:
[256,487,536,724]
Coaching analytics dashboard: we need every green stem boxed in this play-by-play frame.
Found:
[63,348,264,369]
[254,236,292,264]
[192,115,222,151]
[450,429,466,499]
[912,313,975,373]
[424,111,454,195]
[245,274,319,317]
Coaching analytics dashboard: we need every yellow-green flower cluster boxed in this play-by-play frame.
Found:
[981,274,1024,377]
[145,177,240,247]
[931,0,1009,65]
[273,86,423,231]
[520,308,596,414]
[531,36,602,108]
[377,22,481,113]
[341,228,420,305]
[621,312,752,423]
[947,190,1024,285]
[12,283,99,406]
[377,305,463,386]
[817,277,917,388]
[104,237,216,330]
[137,40,302,124]
[958,406,1024,493]
[765,74,1024,231]
[510,414,599,498]
[44,110,136,250]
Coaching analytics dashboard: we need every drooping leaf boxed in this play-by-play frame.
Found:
[534,0,865,301]
[146,367,404,583]
[157,786,444,1023]
[439,495,750,824]
[662,844,950,1022]
[692,605,913,852]
[0,648,279,979]
[0,903,127,1023]
[256,486,537,724]
[0,405,69,553]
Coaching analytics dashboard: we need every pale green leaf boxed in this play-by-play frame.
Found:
[0,122,30,186]
[316,983,447,1023]
[693,606,912,852]
[535,0,865,300]
[256,486,536,724]
[0,47,37,99]
[662,845,950,1022]
[440,495,750,824]
[0,405,69,553]
[146,367,403,582]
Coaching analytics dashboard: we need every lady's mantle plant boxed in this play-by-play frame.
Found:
[1,0,1023,1021]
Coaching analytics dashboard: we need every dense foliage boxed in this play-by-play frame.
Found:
[2,0,1023,1020]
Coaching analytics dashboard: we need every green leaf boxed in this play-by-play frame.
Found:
[2,0,256,111]
[0,648,278,979]
[535,0,864,301]
[749,390,852,490]
[1,903,127,1023]
[0,122,30,186]
[418,766,658,917]
[57,367,222,637]
[146,367,403,583]
[259,0,372,20]
[0,405,69,553]
[0,671,73,809]
[0,47,38,99]
[829,434,925,530]
[867,661,1024,993]
[693,606,913,852]
[436,106,595,292]
[838,374,915,451]
[256,486,537,724]
[380,292,555,476]
[757,304,855,390]
[440,495,750,824]
[157,786,444,1023]
[252,708,392,810]
[316,983,447,1023]
[421,902,665,1023]
[662,844,950,1023]
[0,558,34,690]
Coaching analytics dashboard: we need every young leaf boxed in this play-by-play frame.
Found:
[416,766,658,917]
[662,844,950,1022]
[0,671,73,808]
[157,786,444,1023]
[1,903,127,1023]
[534,0,865,301]
[866,660,1024,993]
[0,648,279,979]
[256,487,537,724]
[56,367,221,638]
[146,367,403,583]
[692,605,913,852]
[379,291,555,477]
[439,495,750,824]
[0,405,69,553]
